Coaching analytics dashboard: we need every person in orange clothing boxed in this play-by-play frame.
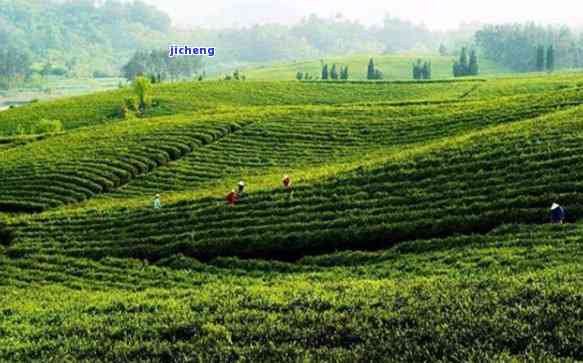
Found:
[226,189,238,207]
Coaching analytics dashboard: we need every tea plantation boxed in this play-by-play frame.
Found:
[2,74,583,361]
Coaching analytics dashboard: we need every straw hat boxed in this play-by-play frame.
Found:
[551,203,560,210]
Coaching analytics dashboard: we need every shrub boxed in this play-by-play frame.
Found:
[133,76,152,114]
[33,119,63,135]
[0,221,14,246]
[119,103,130,119]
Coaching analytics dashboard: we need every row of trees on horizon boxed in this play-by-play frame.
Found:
[122,50,203,82]
[453,48,480,77]
[0,0,579,88]
[320,64,350,80]
[297,51,471,82]
[536,45,556,72]
[413,60,432,80]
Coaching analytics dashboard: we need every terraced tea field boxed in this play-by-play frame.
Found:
[0,80,479,136]
[3,74,583,361]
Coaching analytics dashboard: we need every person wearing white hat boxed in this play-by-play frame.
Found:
[550,203,565,224]
[238,181,246,195]
[153,194,162,209]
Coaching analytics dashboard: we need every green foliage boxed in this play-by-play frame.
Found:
[0,47,32,89]
[0,80,492,136]
[460,47,469,72]
[223,70,246,81]
[0,0,172,79]
[205,13,441,64]
[3,72,583,361]
[547,45,556,72]
[536,45,546,71]
[133,76,152,113]
[340,66,349,80]
[119,97,137,119]
[413,60,432,80]
[321,64,329,80]
[330,64,339,80]
[9,87,583,257]
[454,47,479,77]
[476,23,579,72]
[4,223,583,361]
[295,72,315,81]
[0,112,255,212]
[0,221,13,246]
[413,60,422,80]
[33,119,63,135]
[469,49,479,75]
[245,54,510,81]
[122,50,203,82]
[367,58,375,80]
[366,59,384,80]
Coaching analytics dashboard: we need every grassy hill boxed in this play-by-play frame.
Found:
[243,54,513,81]
[0,80,478,136]
[3,73,583,361]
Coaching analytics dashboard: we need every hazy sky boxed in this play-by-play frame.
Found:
[143,0,581,30]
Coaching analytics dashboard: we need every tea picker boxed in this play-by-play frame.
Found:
[226,189,238,207]
[238,181,246,195]
[283,175,294,199]
[153,194,162,209]
[550,203,566,224]
[283,175,292,191]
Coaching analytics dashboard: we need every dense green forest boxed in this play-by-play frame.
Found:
[187,15,470,64]
[3,0,583,89]
[0,0,171,84]
[0,2,447,87]
[476,23,583,72]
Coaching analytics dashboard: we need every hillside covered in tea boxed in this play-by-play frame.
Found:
[2,74,583,361]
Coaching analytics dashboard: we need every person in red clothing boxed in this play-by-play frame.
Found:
[226,189,238,207]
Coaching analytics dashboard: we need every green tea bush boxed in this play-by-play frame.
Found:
[10,102,583,261]
[33,119,63,135]
[0,220,14,246]
[0,112,258,212]
[4,73,583,361]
